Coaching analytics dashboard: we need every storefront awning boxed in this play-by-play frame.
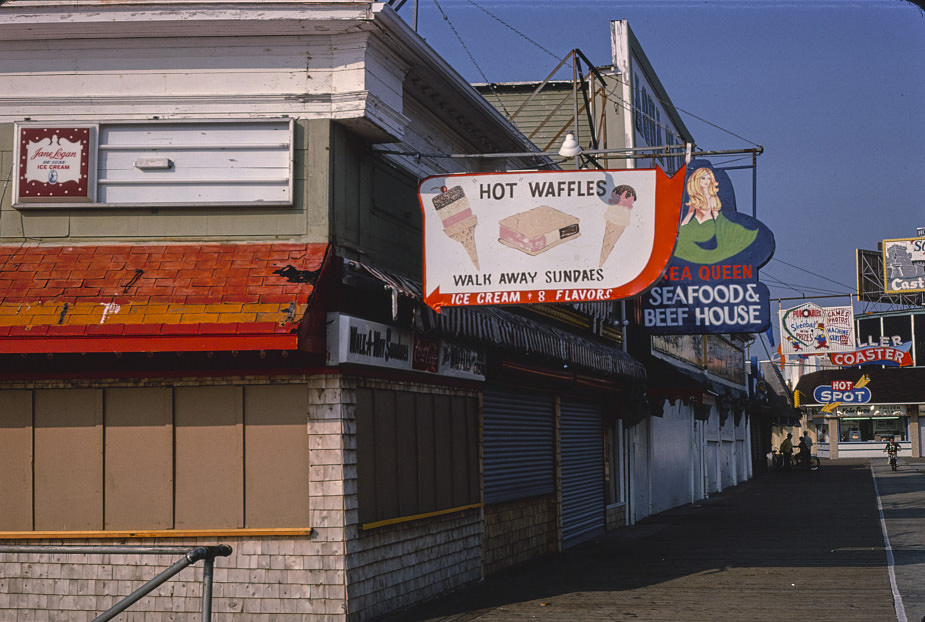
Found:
[0,242,329,354]
[344,259,645,380]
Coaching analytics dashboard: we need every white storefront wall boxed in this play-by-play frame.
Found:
[649,401,697,516]
[629,398,751,524]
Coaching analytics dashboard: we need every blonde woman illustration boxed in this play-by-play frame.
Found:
[673,166,758,264]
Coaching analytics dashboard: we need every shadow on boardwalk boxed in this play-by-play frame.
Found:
[375,459,898,622]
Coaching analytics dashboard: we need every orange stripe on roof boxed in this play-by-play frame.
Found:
[0,302,305,328]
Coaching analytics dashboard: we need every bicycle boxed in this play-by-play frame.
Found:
[769,450,818,472]
[797,452,820,471]
[884,440,900,471]
[769,449,791,471]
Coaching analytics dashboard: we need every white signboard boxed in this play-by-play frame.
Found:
[326,313,412,370]
[325,313,485,380]
[829,404,907,417]
[779,303,856,356]
[14,119,292,207]
[419,168,684,311]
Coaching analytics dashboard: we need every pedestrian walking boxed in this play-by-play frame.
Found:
[780,432,794,471]
[798,431,813,469]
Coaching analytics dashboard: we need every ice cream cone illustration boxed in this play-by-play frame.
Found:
[599,184,636,267]
[433,185,480,270]
[445,216,480,269]
[599,220,626,267]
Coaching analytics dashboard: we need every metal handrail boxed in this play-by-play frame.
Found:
[0,544,232,621]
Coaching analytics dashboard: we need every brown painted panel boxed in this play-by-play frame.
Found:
[467,397,481,502]
[104,387,173,530]
[0,391,34,530]
[433,394,453,510]
[373,389,399,521]
[174,386,243,529]
[395,391,418,517]
[355,387,377,524]
[34,389,103,531]
[355,389,479,524]
[450,397,471,507]
[243,385,309,527]
[415,393,437,514]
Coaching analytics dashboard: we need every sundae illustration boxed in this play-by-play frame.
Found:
[599,184,635,267]
[498,205,580,256]
[432,185,480,269]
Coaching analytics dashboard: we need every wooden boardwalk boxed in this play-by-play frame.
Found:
[376,460,902,622]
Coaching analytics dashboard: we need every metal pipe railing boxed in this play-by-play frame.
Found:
[0,544,232,622]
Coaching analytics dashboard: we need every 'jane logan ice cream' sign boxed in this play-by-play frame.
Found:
[16,126,94,202]
[419,167,685,311]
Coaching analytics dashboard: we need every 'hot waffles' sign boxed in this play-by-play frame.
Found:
[419,167,685,311]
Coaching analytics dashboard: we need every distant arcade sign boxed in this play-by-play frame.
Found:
[779,302,855,356]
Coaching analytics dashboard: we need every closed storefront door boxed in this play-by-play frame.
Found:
[483,389,556,504]
[560,399,605,548]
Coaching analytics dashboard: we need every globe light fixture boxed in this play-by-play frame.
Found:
[558,132,582,157]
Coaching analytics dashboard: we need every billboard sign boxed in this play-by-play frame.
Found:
[419,167,685,311]
[640,160,774,334]
[779,303,856,356]
[882,237,925,294]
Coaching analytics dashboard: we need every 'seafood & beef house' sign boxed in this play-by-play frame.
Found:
[419,167,685,311]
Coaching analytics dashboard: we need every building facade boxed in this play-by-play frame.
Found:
[0,4,755,621]
[0,3,645,620]
[477,20,755,526]
[795,308,925,460]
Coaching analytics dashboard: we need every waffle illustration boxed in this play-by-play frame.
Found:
[498,205,580,256]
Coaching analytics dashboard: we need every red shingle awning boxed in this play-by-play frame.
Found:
[0,242,328,354]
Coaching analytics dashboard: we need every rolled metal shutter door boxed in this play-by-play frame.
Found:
[561,399,605,548]
[483,389,555,504]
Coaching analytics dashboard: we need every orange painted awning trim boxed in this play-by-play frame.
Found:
[0,332,299,354]
[0,242,328,354]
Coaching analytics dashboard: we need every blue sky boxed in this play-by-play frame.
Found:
[394,0,925,351]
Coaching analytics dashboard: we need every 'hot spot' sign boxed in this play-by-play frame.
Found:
[813,380,871,405]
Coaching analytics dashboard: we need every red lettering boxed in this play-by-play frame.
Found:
[693,264,754,281]
[30,148,78,161]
